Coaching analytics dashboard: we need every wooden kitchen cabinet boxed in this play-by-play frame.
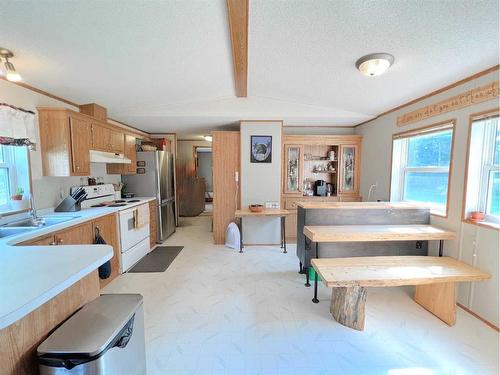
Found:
[38,108,92,176]
[91,122,125,154]
[54,222,93,245]
[107,134,137,175]
[19,235,56,246]
[93,213,120,288]
[149,200,158,250]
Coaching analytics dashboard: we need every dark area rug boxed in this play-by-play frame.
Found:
[128,246,184,273]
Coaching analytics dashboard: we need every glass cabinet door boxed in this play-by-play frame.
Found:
[339,144,358,193]
[284,145,302,194]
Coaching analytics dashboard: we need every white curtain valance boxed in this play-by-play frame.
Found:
[0,104,37,144]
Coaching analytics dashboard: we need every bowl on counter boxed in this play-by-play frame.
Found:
[248,204,263,213]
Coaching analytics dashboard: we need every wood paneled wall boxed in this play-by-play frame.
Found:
[0,271,100,375]
[213,131,240,244]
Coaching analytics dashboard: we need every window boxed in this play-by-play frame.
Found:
[390,122,454,215]
[0,145,31,213]
[464,112,500,224]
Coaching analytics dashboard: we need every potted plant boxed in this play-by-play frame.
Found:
[10,187,28,210]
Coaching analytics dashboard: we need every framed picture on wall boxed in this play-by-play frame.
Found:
[250,135,272,163]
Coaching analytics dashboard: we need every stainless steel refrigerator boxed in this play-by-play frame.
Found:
[123,151,176,242]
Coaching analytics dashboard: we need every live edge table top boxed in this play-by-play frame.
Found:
[303,224,456,243]
[311,256,491,288]
[235,208,291,217]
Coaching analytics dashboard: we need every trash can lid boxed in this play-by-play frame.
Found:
[37,294,143,357]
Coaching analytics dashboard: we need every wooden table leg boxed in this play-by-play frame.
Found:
[414,282,456,326]
[330,286,367,331]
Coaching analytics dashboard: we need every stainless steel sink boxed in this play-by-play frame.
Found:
[0,227,35,238]
[0,216,80,238]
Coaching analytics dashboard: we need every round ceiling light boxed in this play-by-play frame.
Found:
[355,53,394,77]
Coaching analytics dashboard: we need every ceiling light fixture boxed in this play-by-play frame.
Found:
[203,135,213,142]
[355,53,394,77]
[0,48,22,82]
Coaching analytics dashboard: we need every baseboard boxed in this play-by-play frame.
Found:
[457,303,499,332]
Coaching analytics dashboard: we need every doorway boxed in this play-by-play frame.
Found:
[194,146,213,215]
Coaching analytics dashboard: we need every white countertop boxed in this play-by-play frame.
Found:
[0,197,156,329]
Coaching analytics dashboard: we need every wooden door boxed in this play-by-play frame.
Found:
[91,122,111,151]
[54,222,93,245]
[339,144,359,195]
[212,131,240,244]
[69,115,91,175]
[149,200,158,249]
[93,214,120,288]
[283,144,304,195]
[110,130,125,153]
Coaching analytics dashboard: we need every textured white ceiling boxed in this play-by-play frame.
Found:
[1,0,498,136]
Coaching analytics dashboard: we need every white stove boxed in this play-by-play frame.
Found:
[71,184,151,272]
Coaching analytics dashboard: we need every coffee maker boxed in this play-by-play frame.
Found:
[314,180,327,196]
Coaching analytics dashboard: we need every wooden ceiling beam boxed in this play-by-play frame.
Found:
[226,0,248,97]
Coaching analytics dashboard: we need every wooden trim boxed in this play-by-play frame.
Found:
[462,219,500,231]
[397,81,499,126]
[461,108,500,223]
[226,0,248,97]
[283,125,355,129]
[392,119,455,139]
[354,65,500,128]
[457,303,499,331]
[1,77,79,107]
[389,119,456,219]
[107,117,150,138]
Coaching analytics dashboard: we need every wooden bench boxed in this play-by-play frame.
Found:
[311,256,491,331]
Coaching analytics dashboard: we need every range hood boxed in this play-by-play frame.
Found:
[90,150,131,164]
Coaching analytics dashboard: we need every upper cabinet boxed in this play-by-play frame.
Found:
[281,135,362,198]
[107,134,137,175]
[283,145,303,195]
[91,122,124,153]
[339,144,359,195]
[38,107,143,177]
[38,108,92,176]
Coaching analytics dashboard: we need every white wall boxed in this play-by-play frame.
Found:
[240,121,282,244]
[355,69,500,326]
[1,80,121,209]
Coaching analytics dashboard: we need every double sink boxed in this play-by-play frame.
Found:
[0,216,80,238]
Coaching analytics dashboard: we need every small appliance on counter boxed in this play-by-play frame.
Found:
[314,180,327,196]
[326,183,334,196]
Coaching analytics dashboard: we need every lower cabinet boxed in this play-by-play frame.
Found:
[18,214,121,288]
[149,200,158,250]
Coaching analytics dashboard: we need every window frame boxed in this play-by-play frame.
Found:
[462,108,500,230]
[0,146,19,210]
[389,119,456,218]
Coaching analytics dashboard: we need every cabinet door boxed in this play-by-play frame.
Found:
[339,144,359,194]
[93,214,120,287]
[69,116,91,175]
[91,123,111,151]
[110,130,125,153]
[54,222,93,245]
[283,145,303,195]
[19,235,56,246]
[125,135,137,174]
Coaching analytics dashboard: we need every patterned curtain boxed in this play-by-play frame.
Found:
[0,103,37,149]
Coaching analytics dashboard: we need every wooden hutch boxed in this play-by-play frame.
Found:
[281,134,362,241]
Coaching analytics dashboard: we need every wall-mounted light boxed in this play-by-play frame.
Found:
[0,48,22,82]
[203,135,213,142]
[355,53,394,77]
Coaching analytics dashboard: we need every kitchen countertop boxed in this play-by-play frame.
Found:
[0,197,155,329]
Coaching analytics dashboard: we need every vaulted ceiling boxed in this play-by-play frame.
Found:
[1,0,498,136]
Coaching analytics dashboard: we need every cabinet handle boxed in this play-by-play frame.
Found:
[49,241,57,246]
[58,238,64,245]
[76,165,80,170]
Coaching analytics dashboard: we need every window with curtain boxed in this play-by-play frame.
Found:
[464,113,500,224]
[390,122,454,215]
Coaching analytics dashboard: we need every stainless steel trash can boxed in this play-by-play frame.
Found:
[37,294,146,375]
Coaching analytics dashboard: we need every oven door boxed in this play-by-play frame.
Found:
[119,207,150,252]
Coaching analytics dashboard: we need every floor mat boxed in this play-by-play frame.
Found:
[128,246,184,273]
